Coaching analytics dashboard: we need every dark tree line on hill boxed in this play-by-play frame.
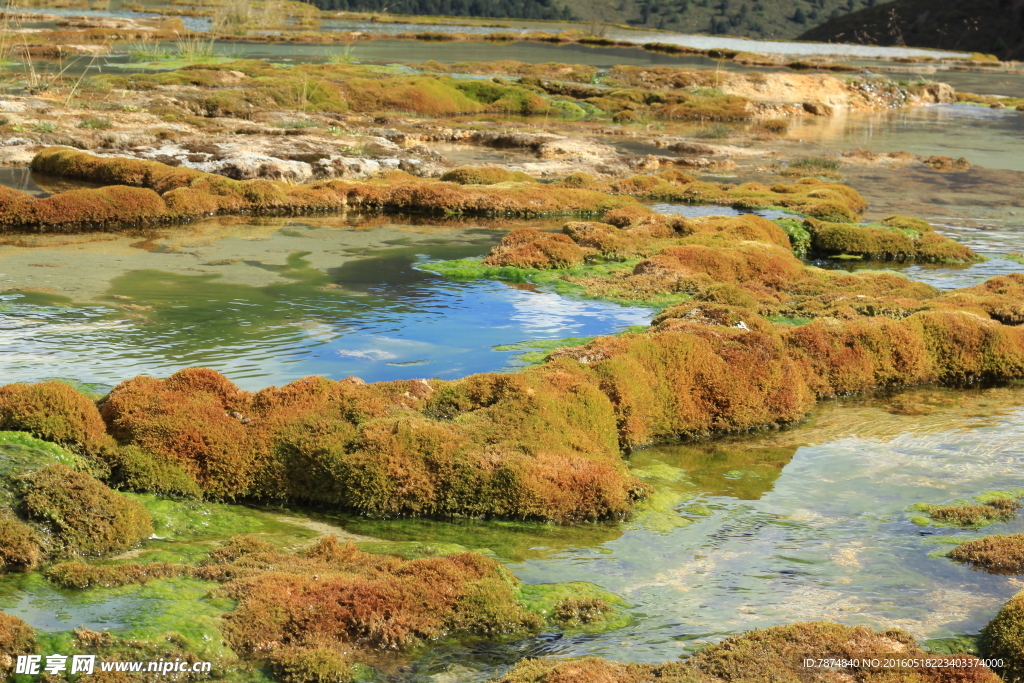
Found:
[301,0,577,20]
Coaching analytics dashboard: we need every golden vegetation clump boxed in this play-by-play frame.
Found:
[16,464,153,556]
[440,166,536,185]
[931,274,1024,325]
[930,499,1021,526]
[0,380,112,453]
[983,591,1024,682]
[100,368,259,500]
[94,366,645,521]
[46,535,544,679]
[483,228,586,268]
[950,534,1024,573]
[209,536,539,657]
[0,517,42,573]
[5,149,645,232]
[804,215,979,262]
[0,612,36,678]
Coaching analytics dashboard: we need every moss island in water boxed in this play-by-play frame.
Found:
[2,149,881,232]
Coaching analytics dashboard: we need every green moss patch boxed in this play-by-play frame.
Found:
[518,582,631,633]
[909,490,1024,528]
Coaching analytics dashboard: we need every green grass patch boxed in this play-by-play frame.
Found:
[78,117,112,130]
[774,218,811,257]
[790,156,841,172]
[123,494,320,564]
[518,582,632,633]
[495,327,648,365]
[909,490,1024,528]
[1006,252,1024,264]
[768,315,813,326]
[420,257,685,308]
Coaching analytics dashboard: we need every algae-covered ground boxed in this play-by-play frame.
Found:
[2,4,1024,683]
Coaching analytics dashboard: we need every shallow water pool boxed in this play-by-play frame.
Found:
[0,219,651,390]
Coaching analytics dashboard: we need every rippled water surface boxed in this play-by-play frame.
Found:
[790,105,1024,174]
[0,220,651,390]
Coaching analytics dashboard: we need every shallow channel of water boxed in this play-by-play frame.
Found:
[788,104,1024,174]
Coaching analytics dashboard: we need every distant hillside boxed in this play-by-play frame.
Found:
[562,0,876,39]
[799,0,1024,60]
[313,0,873,39]
[307,0,576,21]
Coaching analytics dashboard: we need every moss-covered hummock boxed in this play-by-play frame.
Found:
[17,464,153,556]
[441,166,537,185]
[0,381,112,453]
[909,492,1024,528]
[983,591,1024,682]
[0,517,42,572]
[950,534,1024,573]
[5,148,646,232]
[42,534,627,681]
[12,153,876,234]
[806,215,980,263]
[0,612,36,678]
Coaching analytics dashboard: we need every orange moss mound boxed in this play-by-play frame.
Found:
[212,536,538,658]
[933,274,1024,325]
[440,166,536,185]
[483,228,586,268]
[45,535,547,680]
[805,216,978,262]
[0,381,111,452]
[0,612,36,678]
[101,368,257,500]
[95,367,643,521]
[0,518,42,573]
[950,534,1024,573]
[17,464,153,556]
[7,148,643,232]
